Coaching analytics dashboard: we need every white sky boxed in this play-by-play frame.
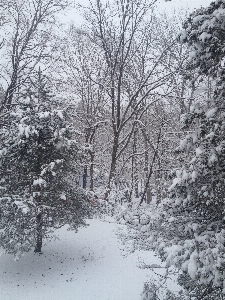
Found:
[59,0,213,25]
[157,0,212,11]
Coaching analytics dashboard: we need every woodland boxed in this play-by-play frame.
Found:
[0,0,225,299]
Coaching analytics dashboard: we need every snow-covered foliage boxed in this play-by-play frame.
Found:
[180,0,225,76]
[141,280,185,300]
[169,2,225,295]
[122,1,225,298]
[0,71,92,259]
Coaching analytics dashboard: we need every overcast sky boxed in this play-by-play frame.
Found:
[59,0,213,25]
[157,0,212,12]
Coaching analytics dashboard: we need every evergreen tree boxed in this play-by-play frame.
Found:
[0,71,91,259]
[122,1,225,299]
[149,1,225,298]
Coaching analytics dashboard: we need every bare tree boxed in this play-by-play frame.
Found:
[0,0,69,109]
[81,0,176,199]
[50,26,110,191]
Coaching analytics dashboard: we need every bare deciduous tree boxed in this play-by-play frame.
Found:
[82,0,176,199]
[0,0,69,109]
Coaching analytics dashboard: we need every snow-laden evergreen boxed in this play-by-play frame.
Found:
[0,71,91,259]
[122,1,225,298]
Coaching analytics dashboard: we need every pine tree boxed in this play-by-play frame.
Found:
[0,70,91,259]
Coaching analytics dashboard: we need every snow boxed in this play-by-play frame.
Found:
[0,147,7,156]
[199,32,212,42]
[57,110,64,119]
[193,15,205,24]
[55,139,64,150]
[188,250,198,280]
[168,177,180,190]
[0,218,179,300]
[206,107,217,118]
[195,147,203,156]
[182,169,188,180]
[13,201,30,213]
[212,7,225,19]
[208,153,218,165]
[33,178,46,186]
[191,170,198,181]
[189,50,197,59]
[39,111,50,119]
[60,192,66,200]
[18,124,25,136]
[191,132,198,144]
[18,124,31,138]
[24,125,30,138]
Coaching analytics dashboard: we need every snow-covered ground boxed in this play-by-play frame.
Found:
[0,217,179,300]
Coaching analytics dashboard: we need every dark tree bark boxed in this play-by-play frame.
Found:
[34,213,43,253]
[89,151,94,191]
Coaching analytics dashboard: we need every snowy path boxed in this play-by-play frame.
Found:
[0,217,172,300]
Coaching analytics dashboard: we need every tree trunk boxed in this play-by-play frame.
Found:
[146,188,152,204]
[143,123,150,203]
[105,159,117,200]
[90,151,94,192]
[83,132,89,189]
[83,165,87,189]
[130,125,139,199]
[105,135,119,199]
[35,213,42,253]
[133,126,139,198]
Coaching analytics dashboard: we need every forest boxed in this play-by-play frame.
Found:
[0,0,225,299]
